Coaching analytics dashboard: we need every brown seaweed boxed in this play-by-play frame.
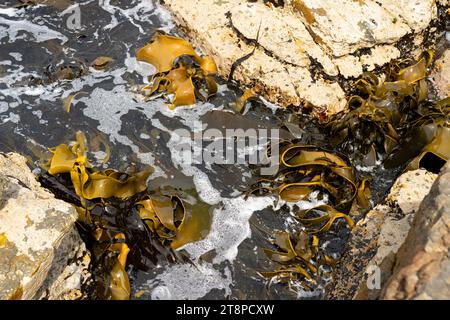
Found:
[39,132,201,300]
[137,34,218,109]
[328,51,436,167]
[259,230,333,291]
[249,142,370,215]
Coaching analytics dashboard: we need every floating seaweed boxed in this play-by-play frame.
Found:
[249,140,370,290]
[259,230,333,293]
[91,56,115,71]
[38,132,207,300]
[136,33,218,109]
[249,142,370,214]
[233,89,258,114]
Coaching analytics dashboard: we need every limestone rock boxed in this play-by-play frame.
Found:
[334,45,401,78]
[163,0,440,116]
[381,162,450,300]
[431,49,450,100]
[34,228,91,300]
[164,0,347,116]
[0,152,89,300]
[325,169,438,299]
[229,2,338,76]
[286,0,414,57]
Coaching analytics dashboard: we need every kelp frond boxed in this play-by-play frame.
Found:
[137,33,218,109]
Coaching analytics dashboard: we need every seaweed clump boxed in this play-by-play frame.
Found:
[248,141,371,292]
[253,51,449,293]
[260,230,334,291]
[38,132,198,300]
[385,97,449,173]
[136,33,218,109]
[328,50,449,171]
[249,142,370,216]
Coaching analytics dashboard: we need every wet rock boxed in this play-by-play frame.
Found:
[381,162,450,300]
[431,49,450,99]
[163,0,439,116]
[325,169,438,299]
[0,152,90,300]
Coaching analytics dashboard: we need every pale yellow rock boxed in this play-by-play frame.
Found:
[334,55,363,79]
[360,45,401,71]
[333,45,401,78]
[380,0,437,32]
[229,2,339,76]
[0,153,89,300]
[355,169,438,299]
[164,0,347,115]
[431,49,450,100]
[382,162,450,300]
[286,0,412,57]
[327,169,438,299]
[163,0,438,115]
[386,169,438,215]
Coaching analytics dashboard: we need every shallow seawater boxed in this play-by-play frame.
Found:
[0,0,399,300]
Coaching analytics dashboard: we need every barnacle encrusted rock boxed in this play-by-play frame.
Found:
[163,0,440,116]
[0,152,90,300]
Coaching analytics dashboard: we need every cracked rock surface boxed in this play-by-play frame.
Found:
[163,0,443,116]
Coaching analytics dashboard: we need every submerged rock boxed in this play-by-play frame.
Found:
[163,0,443,117]
[381,162,450,300]
[0,153,90,300]
[325,169,438,299]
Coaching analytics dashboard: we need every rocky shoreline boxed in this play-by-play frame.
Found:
[162,0,449,118]
[326,166,449,299]
[0,0,449,300]
[1,151,448,299]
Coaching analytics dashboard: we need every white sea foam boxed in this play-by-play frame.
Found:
[0,16,68,44]
[100,0,173,33]
[9,52,22,61]
[181,195,275,264]
[143,262,232,300]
